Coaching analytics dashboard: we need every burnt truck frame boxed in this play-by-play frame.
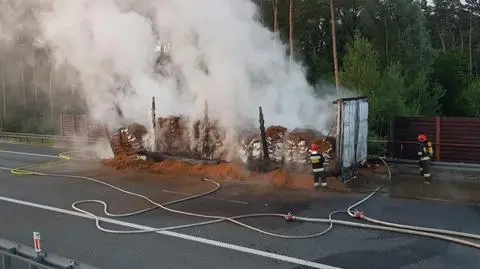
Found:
[104,96,369,183]
[250,96,369,182]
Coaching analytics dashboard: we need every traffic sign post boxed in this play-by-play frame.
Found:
[33,232,41,253]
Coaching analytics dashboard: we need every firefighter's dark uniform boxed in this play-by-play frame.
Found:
[309,150,327,187]
[417,141,433,183]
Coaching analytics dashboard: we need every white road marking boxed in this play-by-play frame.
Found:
[0,149,62,158]
[161,189,249,205]
[0,195,342,269]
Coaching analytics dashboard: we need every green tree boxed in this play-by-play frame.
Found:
[375,63,412,134]
[455,79,480,116]
[352,0,440,117]
[406,73,445,115]
[431,51,470,115]
[465,0,480,75]
[341,35,412,136]
[341,34,380,97]
[360,0,435,76]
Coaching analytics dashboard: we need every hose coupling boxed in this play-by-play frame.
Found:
[285,212,295,222]
[353,210,365,219]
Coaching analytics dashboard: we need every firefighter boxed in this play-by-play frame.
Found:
[309,143,328,188]
[417,134,434,184]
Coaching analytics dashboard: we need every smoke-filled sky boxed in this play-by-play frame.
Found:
[1,0,337,133]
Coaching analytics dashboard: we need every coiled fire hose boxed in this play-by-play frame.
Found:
[8,152,480,248]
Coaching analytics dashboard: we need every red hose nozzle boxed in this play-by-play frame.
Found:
[353,210,365,219]
[285,212,295,222]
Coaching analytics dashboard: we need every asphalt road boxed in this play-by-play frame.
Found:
[0,142,479,269]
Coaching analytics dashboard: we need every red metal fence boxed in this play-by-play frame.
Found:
[59,114,105,138]
[392,116,480,164]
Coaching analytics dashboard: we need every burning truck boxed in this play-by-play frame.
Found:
[102,39,369,181]
[104,96,369,182]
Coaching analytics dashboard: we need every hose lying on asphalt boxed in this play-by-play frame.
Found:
[10,151,73,175]
[347,157,480,241]
[8,152,480,248]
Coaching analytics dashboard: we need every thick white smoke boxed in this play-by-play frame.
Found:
[36,0,335,132]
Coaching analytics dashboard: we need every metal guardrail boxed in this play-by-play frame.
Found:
[0,132,477,171]
[365,155,480,176]
[0,132,106,144]
[384,158,480,172]
[0,238,99,269]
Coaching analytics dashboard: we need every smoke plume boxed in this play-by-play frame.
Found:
[1,0,337,140]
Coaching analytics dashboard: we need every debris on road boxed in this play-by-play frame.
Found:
[102,152,349,191]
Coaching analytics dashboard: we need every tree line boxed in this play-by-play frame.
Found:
[1,0,479,137]
[255,0,480,139]
[0,49,86,134]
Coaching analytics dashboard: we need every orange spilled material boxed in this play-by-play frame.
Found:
[102,153,349,191]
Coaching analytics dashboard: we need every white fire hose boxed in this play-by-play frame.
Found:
[9,154,480,248]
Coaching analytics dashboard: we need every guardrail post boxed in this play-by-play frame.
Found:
[30,232,43,269]
[435,116,441,161]
[2,253,11,269]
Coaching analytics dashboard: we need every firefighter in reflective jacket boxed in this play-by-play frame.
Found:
[309,143,328,188]
[417,134,434,184]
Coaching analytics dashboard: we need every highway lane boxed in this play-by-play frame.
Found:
[0,142,479,269]
[0,142,67,156]
[0,201,299,269]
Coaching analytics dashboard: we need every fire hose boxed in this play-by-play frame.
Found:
[8,152,480,248]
